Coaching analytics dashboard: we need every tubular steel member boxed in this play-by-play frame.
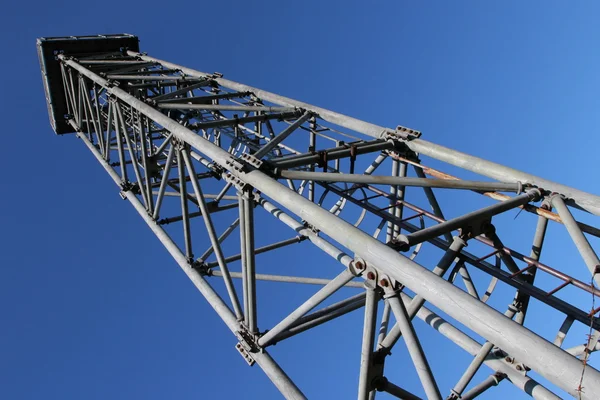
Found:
[38,35,600,400]
[551,194,600,287]
[391,189,542,252]
[358,283,380,400]
[278,170,523,193]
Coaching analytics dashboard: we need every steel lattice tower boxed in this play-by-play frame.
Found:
[37,34,600,400]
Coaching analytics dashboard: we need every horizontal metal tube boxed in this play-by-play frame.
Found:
[157,91,252,104]
[269,140,394,169]
[157,202,238,225]
[106,74,188,80]
[149,79,213,101]
[279,171,521,192]
[79,60,152,65]
[158,103,296,112]
[190,111,301,130]
[211,270,364,288]
[396,189,541,250]
[205,236,302,267]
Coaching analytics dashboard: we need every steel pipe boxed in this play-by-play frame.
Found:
[394,189,541,251]
[279,171,521,193]
[386,289,441,400]
[158,103,296,113]
[551,195,600,287]
[211,270,364,288]
[358,284,379,400]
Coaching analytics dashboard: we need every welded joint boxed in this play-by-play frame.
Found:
[461,219,494,240]
[192,259,209,274]
[389,219,487,252]
[237,187,261,204]
[548,192,568,204]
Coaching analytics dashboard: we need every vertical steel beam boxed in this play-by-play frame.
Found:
[241,190,258,333]
[551,195,600,287]
[358,284,379,400]
[377,301,391,346]
[387,159,401,243]
[515,210,549,325]
[152,144,175,220]
[176,149,193,259]
[393,161,407,237]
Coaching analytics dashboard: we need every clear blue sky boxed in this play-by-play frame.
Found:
[1,1,599,399]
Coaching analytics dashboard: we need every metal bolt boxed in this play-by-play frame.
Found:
[505,356,512,363]
[367,271,376,280]
[516,365,523,371]
[379,279,389,287]
[354,260,365,270]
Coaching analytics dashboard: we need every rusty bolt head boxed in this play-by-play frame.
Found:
[367,271,376,280]
[516,365,523,371]
[354,260,365,270]
[379,279,389,287]
[505,356,512,363]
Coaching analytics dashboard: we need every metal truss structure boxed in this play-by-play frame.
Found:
[37,34,600,399]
